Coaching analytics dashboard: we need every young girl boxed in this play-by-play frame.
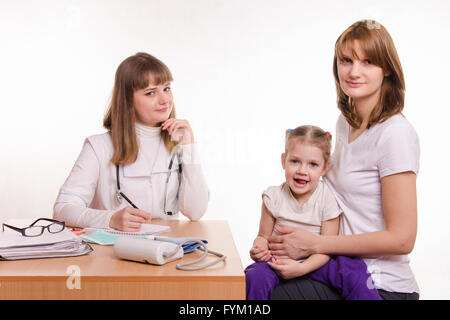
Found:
[53,52,209,230]
[269,20,420,300]
[245,125,381,300]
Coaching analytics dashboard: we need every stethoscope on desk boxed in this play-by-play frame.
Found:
[115,151,182,216]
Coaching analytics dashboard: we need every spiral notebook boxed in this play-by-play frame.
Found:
[82,224,170,236]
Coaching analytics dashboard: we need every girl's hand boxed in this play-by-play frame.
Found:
[161,119,194,145]
[250,245,272,262]
[109,207,151,232]
[267,257,306,280]
[268,225,319,260]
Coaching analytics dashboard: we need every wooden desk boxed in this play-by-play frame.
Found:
[0,220,245,300]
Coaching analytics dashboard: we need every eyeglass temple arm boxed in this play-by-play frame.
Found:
[2,223,23,233]
[29,218,63,227]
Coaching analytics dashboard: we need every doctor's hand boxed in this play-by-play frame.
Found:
[268,225,318,260]
[161,119,194,145]
[109,207,151,232]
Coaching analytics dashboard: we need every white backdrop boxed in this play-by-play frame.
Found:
[1,0,449,299]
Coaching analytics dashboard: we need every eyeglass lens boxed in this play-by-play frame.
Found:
[24,222,65,237]
[24,226,45,237]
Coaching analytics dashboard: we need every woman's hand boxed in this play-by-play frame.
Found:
[162,119,194,145]
[268,225,319,260]
[109,207,151,232]
[267,257,307,280]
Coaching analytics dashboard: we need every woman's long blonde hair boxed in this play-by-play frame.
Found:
[333,20,405,129]
[103,52,177,165]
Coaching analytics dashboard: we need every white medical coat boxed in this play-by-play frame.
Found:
[53,132,209,228]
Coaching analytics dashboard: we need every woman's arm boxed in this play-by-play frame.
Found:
[269,172,417,259]
[54,139,150,230]
[302,215,340,271]
[268,216,339,279]
[163,119,209,221]
[53,140,109,228]
[177,143,210,220]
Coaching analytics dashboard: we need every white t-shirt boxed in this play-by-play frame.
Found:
[324,114,420,293]
[263,180,342,236]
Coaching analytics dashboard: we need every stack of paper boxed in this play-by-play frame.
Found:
[0,228,92,260]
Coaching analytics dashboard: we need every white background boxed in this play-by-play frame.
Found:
[1,0,449,299]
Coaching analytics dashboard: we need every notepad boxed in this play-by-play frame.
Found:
[81,230,147,245]
[82,223,170,236]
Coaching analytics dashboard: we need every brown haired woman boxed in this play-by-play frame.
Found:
[268,20,420,300]
[53,53,209,231]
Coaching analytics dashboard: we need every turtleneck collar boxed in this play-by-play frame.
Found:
[135,122,161,140]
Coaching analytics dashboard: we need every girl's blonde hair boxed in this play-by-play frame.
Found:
[333,20,405,129]
[285,125,332,163]
[103,52,177,165]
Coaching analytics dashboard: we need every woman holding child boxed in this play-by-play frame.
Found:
[261,20,420,300]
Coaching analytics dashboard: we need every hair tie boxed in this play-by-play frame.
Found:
[325,131,331,136]
[286,129,292,133]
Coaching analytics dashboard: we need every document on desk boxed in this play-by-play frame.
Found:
[81,224,170,245]
[83,224,170,236]
[0,229,93,260]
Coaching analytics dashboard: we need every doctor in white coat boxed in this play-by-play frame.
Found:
[53,52,209,231]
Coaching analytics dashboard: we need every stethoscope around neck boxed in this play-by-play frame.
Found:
[115,151,182,216]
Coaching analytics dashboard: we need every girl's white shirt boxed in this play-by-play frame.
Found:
[53,123,209,228]
[263,180,342,236]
